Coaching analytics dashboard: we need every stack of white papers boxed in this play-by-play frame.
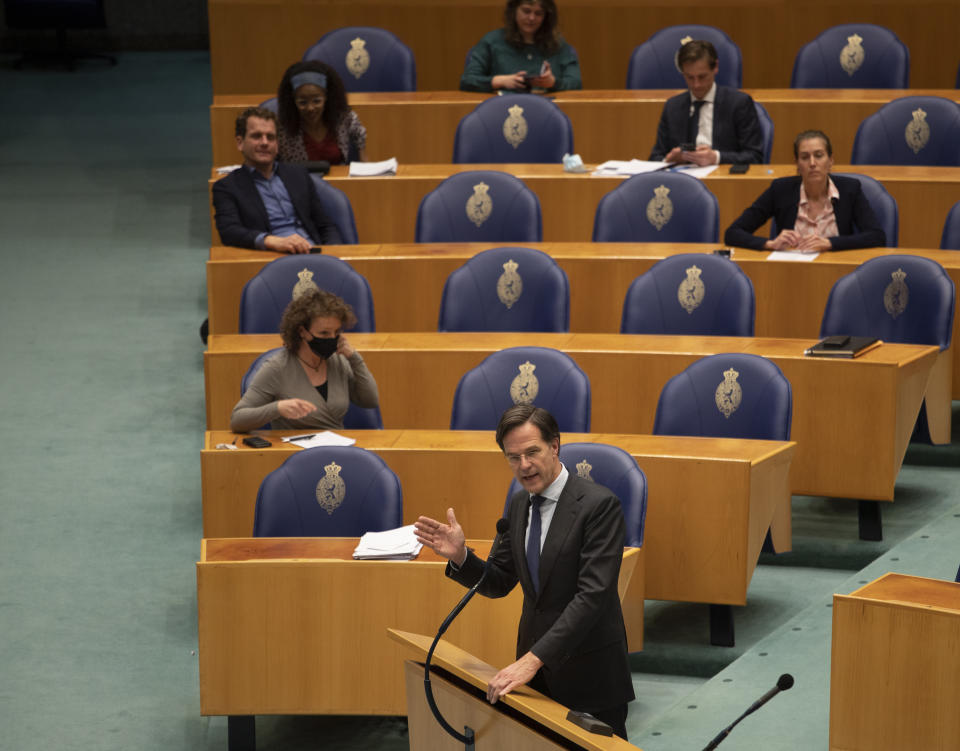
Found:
[766,251,820,262]
[353,524,423,560]
[349,157,398,177]
[281,431,357,449]
[592,159,669,176]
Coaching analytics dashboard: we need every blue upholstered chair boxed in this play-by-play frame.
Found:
[241,347,384,429]
[653,352,792,646]
[302,27,416,92]
[791,24,909,88]
[832,173,898,247]
[592,172,719,243]
[310,175,359,244]
[820,255,955,539]
[438,247,569,332]
[450,347,590,433]
[504,443,647,547]
[851,96,960,166]
[626,25,742,89]
[415,171,542,243]
[252,446,402,536]
[620,253,755,336]
[238,255,375,334]
[453,94,573,164]
[941,201,960,250]
[258,96,278,113]
[754,101,774,164]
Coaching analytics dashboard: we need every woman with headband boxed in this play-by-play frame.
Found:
[276,60,367,165]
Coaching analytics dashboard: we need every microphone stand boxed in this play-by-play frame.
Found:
[423,521,508,751]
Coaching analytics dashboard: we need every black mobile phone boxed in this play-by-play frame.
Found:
[713,248,732,258]
[730,163,750,174]
[242,436,271,448]
[680,142,697,152]
[309,246,323,254]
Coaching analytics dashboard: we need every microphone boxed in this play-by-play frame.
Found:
[701,674,794,750]
[423,518,511,746]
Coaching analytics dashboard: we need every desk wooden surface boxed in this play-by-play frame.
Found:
[196,537,640,715]
[830,573,960,750]
[202,428,793,606]
[204,333,942,501]
[209,163,960,250]
[207,242,960,398]
[210,89,960,167]
[208,0,959,94]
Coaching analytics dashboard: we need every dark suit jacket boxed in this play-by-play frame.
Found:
[447,473,635,713]
[723,174,887,251]
[649,85,764,164]
[212,162,342,249]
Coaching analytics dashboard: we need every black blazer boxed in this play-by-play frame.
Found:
[212,162,342,249]
[723,174,886,251]
[447,473,635,713]
[649,85,764,164]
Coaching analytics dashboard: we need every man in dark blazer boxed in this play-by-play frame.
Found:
[212,107,341,252]
[649,40,763,165]
[414,405,635,739]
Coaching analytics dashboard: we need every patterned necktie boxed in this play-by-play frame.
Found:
[686,99,706,145]
[526,495,543,594]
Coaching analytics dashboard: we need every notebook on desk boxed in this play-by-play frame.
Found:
[804,335,881,358]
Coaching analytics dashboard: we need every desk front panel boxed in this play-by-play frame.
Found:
[197,538,640,715]
[202,429,793,605]
[208,243,960,402]
[204,333,938,500]
[211,90,960,168]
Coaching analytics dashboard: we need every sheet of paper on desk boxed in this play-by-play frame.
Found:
[592,159,669,177]
[349,157,398,177]
[353,524,423,560]
[669,164,718,180]
[766,251,820,262]
[282,431,357,448]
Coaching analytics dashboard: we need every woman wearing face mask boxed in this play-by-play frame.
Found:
[276,60,367,165]
[230,289,379,432]
[460,0,581,93]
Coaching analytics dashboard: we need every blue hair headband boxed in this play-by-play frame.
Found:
[291,71,328,91]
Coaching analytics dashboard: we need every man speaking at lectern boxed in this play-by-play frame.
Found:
[414,405,634,739]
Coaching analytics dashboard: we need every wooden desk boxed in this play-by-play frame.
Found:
[201,428,794,607]
[211,89,960,167]
[210,164,960,250]
[208,0,960,94]
[207,242,960,399]
[830,573,960,750]
[196,537,640,716]
[204,333,943,501]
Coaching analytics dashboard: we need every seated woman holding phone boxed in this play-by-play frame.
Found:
[723,130,886,252]
[460,0,581,93]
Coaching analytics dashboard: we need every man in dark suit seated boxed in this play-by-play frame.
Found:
[649,39,763,166]
[213,107,341,252]
[414,405,635,740]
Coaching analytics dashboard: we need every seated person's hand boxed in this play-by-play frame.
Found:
[529,61,555,89]
[277,398,317,419]
[265,233,313,254]
[796,234,831,253]
[664,146,684,164]
[765,229,802,250]
[336,335,355,358]
[492,72,528,90]
[681,145,719,166]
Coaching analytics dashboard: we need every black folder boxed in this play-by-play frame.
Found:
[804,335,881,358]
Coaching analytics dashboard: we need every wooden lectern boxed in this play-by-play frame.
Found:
[829,573,960,750]
[389,629,642,751]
